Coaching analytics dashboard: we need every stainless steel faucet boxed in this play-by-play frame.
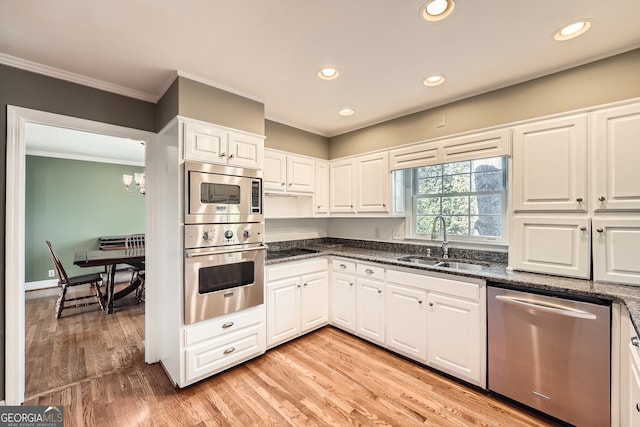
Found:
[431,215,449,259]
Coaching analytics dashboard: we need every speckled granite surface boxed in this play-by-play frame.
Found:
[266,238,640,334]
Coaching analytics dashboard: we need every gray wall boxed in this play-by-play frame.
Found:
[26,156,146,282]
[329,48,640,158]
[0,63,156,401]
[265,120,329,159]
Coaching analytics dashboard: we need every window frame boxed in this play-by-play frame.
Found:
[406,157,509,246]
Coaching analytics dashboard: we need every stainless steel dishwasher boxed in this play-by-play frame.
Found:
[488,285,610,427]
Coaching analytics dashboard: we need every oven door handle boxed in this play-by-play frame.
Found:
[495,295,597,320]
[186,245,266,258]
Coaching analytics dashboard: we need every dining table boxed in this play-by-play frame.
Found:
[73,248,145,313]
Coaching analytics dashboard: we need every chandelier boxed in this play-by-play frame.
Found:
[123,171,146,194]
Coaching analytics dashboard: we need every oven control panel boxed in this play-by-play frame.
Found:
[184,223,264,248]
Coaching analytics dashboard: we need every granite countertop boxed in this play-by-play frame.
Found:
[265,240,640,334]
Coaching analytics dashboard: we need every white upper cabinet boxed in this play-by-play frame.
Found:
[593,103,640,211]
[593,218,640,285]
[330,158,357,214]
[183,120,263,169]
[314,160,330,215]
[510,216,591,279]
[355,152,390,213]
[512,115,588,212]
[263,149,314,193]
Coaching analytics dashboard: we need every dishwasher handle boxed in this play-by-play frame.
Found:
[495,295,597,320]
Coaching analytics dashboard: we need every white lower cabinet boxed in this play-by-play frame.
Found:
[183,305,265,385]
[266,258,329,348]
[331,259,357,333]
[426,292,481,385]
[386,268,486,388]
[385,282,427,361]
[620,306,640,426]
[355,263,386,345]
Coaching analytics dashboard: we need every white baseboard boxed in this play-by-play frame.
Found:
[25,279,58,291]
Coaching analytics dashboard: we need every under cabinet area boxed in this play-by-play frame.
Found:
[266,257,329,348]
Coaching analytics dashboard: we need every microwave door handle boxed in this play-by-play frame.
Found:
[495,295,597,320]
[186,246,266,258]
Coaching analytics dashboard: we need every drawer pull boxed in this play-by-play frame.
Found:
[365,269,374,275]
[632,336,639,347]
[599,196,606,202]
[636,403,640,412]
[596,228,604,233]
[576,198,583,203]
[378,289,382,294]
[418,299,423,304]
[579,226,587,231]
[350,282,354,286]
[303,283,308,287]
[429,302,434,307]
[223,347,236,355]
[221,321,234,329]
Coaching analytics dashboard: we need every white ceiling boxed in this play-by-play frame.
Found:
[26,123,145,166]
[2,0,640,137]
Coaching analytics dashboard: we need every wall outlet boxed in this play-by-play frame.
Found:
[48,269,55,278]
[392,228,403,240]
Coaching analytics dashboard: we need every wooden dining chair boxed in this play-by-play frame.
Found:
[125,234,145,303]
[46,240,104,319]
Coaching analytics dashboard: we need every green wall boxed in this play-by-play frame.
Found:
[25,156,145,282]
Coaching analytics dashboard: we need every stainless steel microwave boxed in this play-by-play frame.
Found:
[184,162,262,224]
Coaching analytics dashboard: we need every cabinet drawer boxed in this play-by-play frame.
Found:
[357,263,385,281]
[332,258,356,274]
[185,325,264,383]
[267,257,328,282]
[184,306,264,347]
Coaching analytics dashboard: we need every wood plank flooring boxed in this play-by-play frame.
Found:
[25,293,563,427]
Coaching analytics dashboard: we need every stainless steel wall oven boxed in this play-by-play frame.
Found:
[183,163,265,325]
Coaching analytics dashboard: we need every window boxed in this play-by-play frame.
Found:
[410,156,508,244]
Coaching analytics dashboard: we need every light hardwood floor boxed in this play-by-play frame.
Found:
[25,294,562,426]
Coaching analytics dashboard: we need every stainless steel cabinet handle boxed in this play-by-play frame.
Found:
[596,228,604,233]
[579,226,587,231]
[339,264,347,269]
[576,198,583,203]
[221,321,234,329]
[495,295,597,320]
[632,336,639,347]
[223,347,235,355]
[365,268,374,275]
[599,196,606,202]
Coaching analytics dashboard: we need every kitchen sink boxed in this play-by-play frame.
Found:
[434,261,487,271]
[397,255,487,271]
[396,255,441,265]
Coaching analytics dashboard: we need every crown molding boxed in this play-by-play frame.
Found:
[0,52,159,103]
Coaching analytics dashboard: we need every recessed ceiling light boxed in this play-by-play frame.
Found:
[318,67,339,80]
[554,20,591,41]
[422,74,445,87]
[421,0,455,22]
[338,107,355,116]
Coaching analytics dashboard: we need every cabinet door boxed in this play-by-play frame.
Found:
[593,219,640,285]
[512,115,587,212]
[266,277,301,348]
[183,122,228,164]
[228,132,263,169]
[385,283,427,362]
[356,278,385,345]
[331,272,356,332]
[314,160,330,215]
[263,150,287,192]
[426,293,481,386]
[356,152,390,213]
[593,103,640,211]
[510,216,591,279]
[300,271,329,333]
[330,159,356,213]
[627,347,640,427]
[287,155,315,193]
